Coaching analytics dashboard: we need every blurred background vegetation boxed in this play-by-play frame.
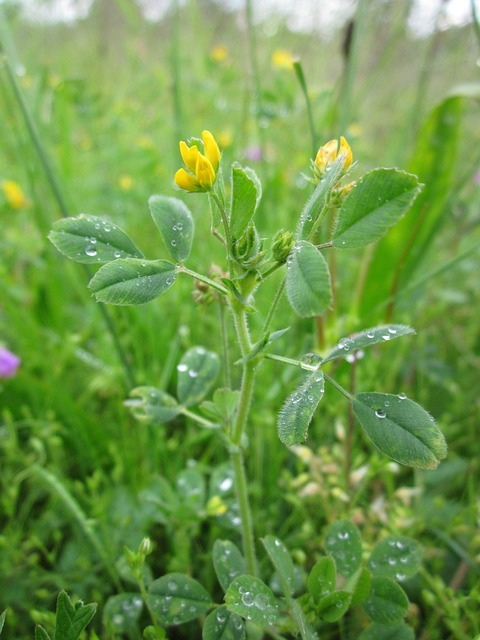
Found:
[1,0,479,638]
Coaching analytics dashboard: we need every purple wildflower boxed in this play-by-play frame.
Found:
[0,347,21,378]
[243,145,263,162]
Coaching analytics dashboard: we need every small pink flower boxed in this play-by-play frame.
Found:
[0,347,21,378]
[243,146,263,162]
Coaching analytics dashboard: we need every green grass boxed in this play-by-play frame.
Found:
[1,1,480,639]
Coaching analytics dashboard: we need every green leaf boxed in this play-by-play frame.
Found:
[54,591,97,640]
[332,169,421,249]
[350,568,372,606]
[149,195,194,262]
[147,573,211,626]
[277,370,325,446]
[210,464,235,497]
[230,164,262,239]
[296,155,346,240]
[225,575,281,627]
[367,536,421,581]
[307,556,336,600]
[177,346,220,406]
[362,577,408,624]
[103,594,143,633]
[200,388,240,426]
[49,215,143,264]
[203,606,245,640]
[124,387,180,424]
[35,627,51,640]
[352,392,447,469]
[358,622,415,640]
[317,591,351,622]
[290,600,318,640]
[177,468,206,510]
[88,258,176,305]
[262,536,295,596]
[212,540,245,592]
[322,325,415,364]
[286,241,332,318]
[324,520,362,578]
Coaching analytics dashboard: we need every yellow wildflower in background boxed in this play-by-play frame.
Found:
[313,136,352,180]
[2,180,28,209]
[272,49,294,70]
[174,130,221,193]
[118,175,134,191]
[210,45,229,62]
[218,130,233,149]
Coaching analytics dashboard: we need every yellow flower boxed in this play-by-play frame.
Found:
[206,495,228,516]
[210,45,229,62]
[313,136,352,179]
[2,180,28,209]
[272,49,294,70]
[174,130,221,193]
[118,175,133,191]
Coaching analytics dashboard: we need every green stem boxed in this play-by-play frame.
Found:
[219,302,232,388]
[293,60,318,158]
[177,265,229,296]
[324,372,353,401]
[179,407,218,429]
[230,304,257,576]
[264,352,303,369]
[211,191,233,273]
[262,279,286,335]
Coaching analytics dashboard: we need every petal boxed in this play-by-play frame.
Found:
[179,141,199,173]
[195,153,216,189]
[202,130,221,173]
[339,136,353,170]
[314,139,338,172]
[174,168,201,192]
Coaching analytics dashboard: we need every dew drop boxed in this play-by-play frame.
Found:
[382,334,391,341]
[176,222,183,231]
[167,580,178,592]
[85,245,97,257]
[338,531,350,540]
[114,250,122,258]
[398,392,407,400]
[366,331,375,339]
[188,369,198,378]
[254,594,268,610]
[388,557,397,566]
[242,592,255,607]
[300,352,322,371]
[171,239,177,246]
[388,327,397,334]
[177,363,188,372]
[375,408,387,419]
[219,477,233,492]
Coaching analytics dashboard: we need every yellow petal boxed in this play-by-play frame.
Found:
[339,136,353,170]
[202,130,221,173]
[179,141,199,173]
[314,139,338,173]
[174,168,201,192]
[195,153,216,190]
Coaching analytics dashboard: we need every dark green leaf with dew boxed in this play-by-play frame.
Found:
[225,575,281,627]
[177,346,220,406]
[367,536,421,581]
[124,387,180,424]
[202,606,245,640]
[212,540,245,592]
[147,573,211,626]
[286,241,332,318]
[357,622,415,640]
[262,536,295,596]
[88,258,176,305]
[353,392,447,469]
[49,215,143,263]
[277,370,325,446]
[103,593,143,634]
[324,520,362,578]
[149,195,194,262]
[322,325,415,363]
[362,577,408,624]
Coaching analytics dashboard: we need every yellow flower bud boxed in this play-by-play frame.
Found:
[174,131,221,193]
[313,136,352,180]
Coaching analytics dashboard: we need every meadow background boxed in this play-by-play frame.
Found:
[1,0,479,638]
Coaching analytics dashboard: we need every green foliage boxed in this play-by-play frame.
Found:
[277,369,324,445]
[224,576,281,626]
[229,164,262,239]
[149,195,194,262]
[286,241,332,317]
[147,574,212,625]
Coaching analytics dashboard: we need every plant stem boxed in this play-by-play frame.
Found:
[177,265,229,296]
[293,60,318,159]
[179,407,218,429]
[230,304,258,576]
[219,302,232,388]
[324,372,353,401]
[262,279,286,335]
